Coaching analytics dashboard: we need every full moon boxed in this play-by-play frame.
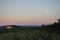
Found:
[45,10,48,13]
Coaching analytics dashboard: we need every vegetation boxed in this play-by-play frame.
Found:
[0,19,60,40]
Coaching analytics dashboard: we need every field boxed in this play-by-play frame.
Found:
[0,25,60,40]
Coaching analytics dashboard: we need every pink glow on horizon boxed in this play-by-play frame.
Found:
[0,17,58,25]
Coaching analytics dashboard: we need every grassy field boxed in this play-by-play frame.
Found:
[0,26,60,40]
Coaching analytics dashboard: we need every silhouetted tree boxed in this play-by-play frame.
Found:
[52,19,60,40]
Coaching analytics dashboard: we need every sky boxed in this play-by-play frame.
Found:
[0,0,60,26]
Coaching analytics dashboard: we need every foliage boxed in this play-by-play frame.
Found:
[0,19,60,40]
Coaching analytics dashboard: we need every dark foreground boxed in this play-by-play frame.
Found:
[0,19,60,40]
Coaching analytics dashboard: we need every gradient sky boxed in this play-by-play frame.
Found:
[0,0,60,25]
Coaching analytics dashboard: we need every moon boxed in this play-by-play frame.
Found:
[45,10,48,13]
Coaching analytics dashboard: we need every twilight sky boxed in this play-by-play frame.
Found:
[0,0,60,25]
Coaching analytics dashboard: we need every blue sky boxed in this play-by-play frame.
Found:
[0,0,60,25]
